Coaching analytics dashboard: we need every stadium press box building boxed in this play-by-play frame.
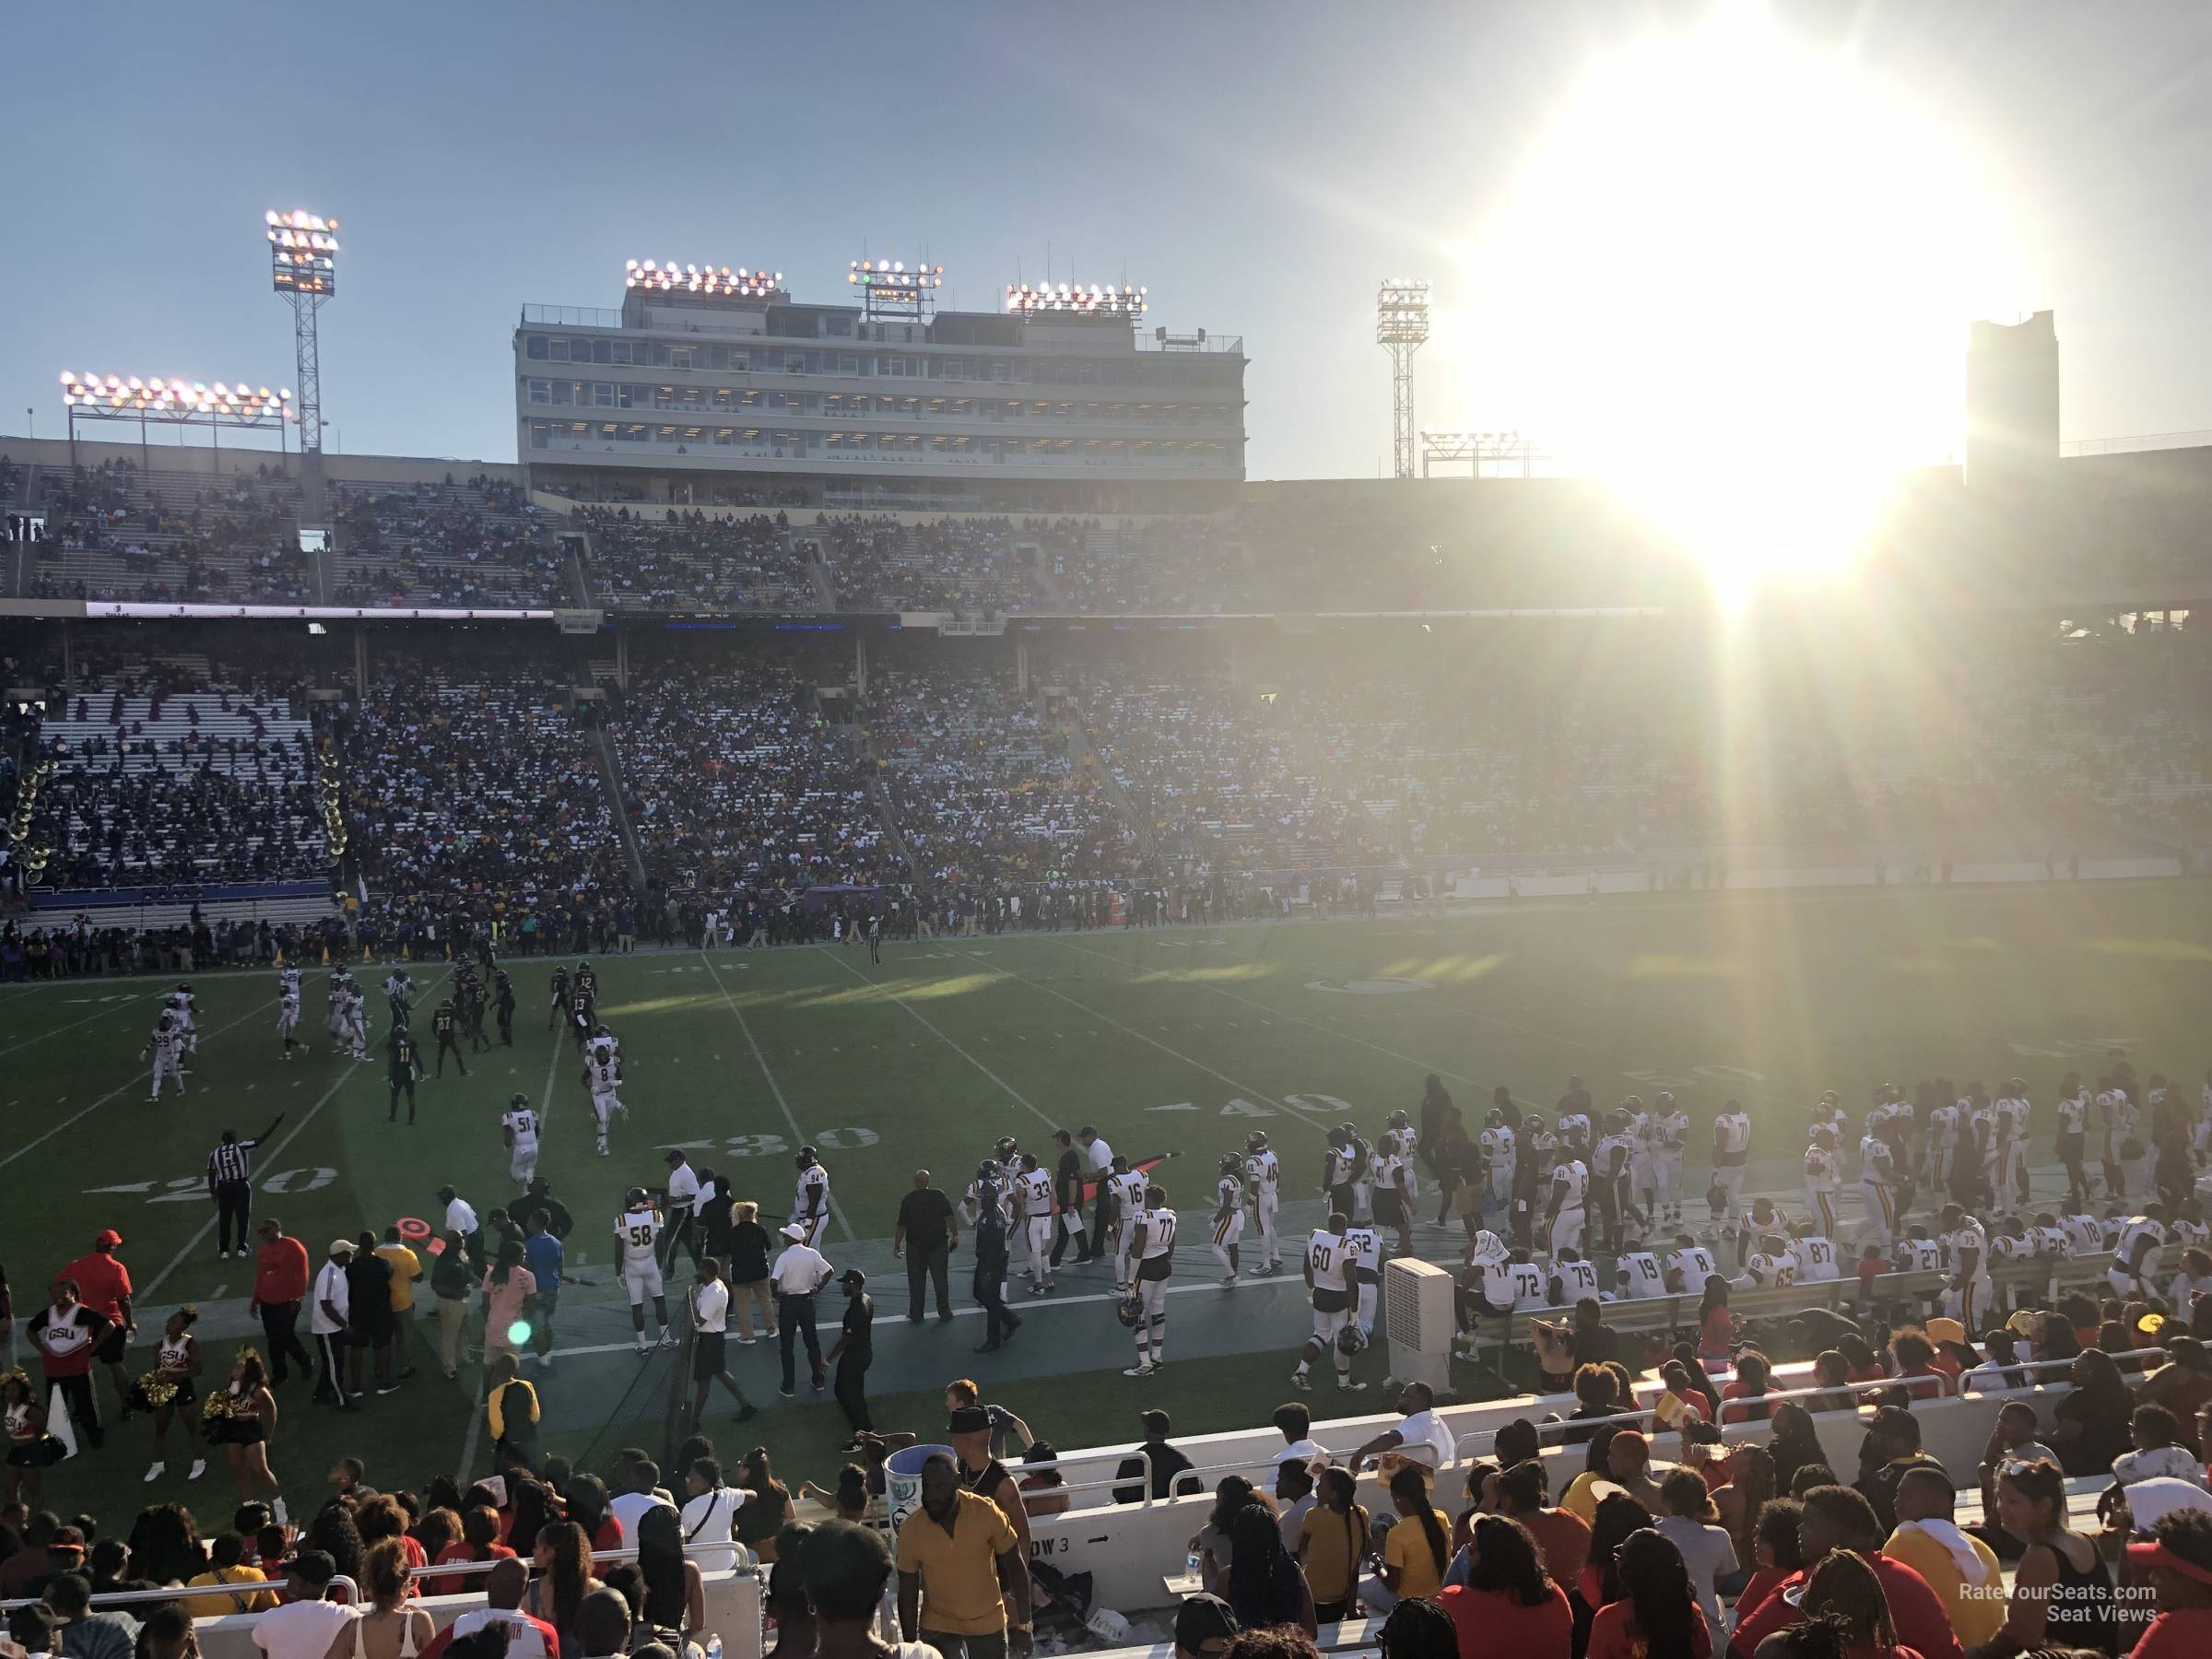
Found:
[515,258,1246,516]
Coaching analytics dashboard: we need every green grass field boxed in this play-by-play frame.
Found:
[5,877,2211,1528]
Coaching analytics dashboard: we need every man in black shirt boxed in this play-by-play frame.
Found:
[892,1171,958,1324]
[493,971,516,1046]
[1112,1408,1195,1502]
[508,1177,574,1241]
[1048,1131,1092,1267]
[826,1268,874,1451]
[971,1187,1018,1354]
[344,1231,395,1398]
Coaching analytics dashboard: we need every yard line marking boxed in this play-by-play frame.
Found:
[811,947,1060,1136]
[699,951,855,1241]
[0,993,159,1059]
[944,950,1332,1137]
[0,992,280,1171]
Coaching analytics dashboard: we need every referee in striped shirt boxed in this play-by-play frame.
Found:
[208,1117,283,1261]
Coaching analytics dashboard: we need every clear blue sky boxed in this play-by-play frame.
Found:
[7,2,2211,477]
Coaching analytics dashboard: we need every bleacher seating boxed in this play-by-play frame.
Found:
[330,476,568,607]
[576,506,817,611]
[29,460,312,603]
[29,680,324,886]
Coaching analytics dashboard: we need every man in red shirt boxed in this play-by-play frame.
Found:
[59,1230,134,1417]
[2130,1510,2212,1658]
[1727,1486,1964,1659]
[249,1218,315,1385]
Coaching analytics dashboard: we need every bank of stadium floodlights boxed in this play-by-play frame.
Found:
[624,260,786,299]
[59,373,295,470]
[267,210,337,456]
[850,259,944,322]
[1005,281,1147,319]
[1378,280,1431,480]
[1420,429,1535,478]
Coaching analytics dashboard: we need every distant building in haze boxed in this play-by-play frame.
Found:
[1965,311,2059,488]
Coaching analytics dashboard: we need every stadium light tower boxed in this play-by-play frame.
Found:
[849,258,945,323]
[266,210,337,455]
[60,373,295,472]
[1376,280,1430,480]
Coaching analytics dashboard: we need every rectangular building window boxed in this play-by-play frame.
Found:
[525,335,548,359]
[527,380,551,405]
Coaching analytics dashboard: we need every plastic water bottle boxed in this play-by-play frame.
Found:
[1185,1547,1202,1583]
[705,1638,722,1659]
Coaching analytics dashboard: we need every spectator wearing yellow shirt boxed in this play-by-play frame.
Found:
[375,1227,423,1379]
[1881,1465,2004,1647]
[1366,1466,1453,1612]
[894,1453,1033,1658]
[183,1533,279,1616]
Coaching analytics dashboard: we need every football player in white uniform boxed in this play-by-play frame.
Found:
[1618,1243,1670,1300]
[1550,1249,1604,1304]
[1344,1217,1384,1336]
[1013,1153,1057,1295]
[1899,1224,1943,1274]
[582,1038,624,1158]
[1788,1224,1840,1283]
[1592,1110,1642,1254]
[1293,1215,1366,1392]
[2059,1212,2105,1257]
[1739,1233,1797,1289]
[617,1189,671,1352]
[1924,1093,1958,1194]
[1623,1098,1655,1223]
[2112,1204,2170,1302]
[1735,1197,1790,1269]
[2030,1213,2072,1260]
[1243,1132,1282,1274]
[1651,1092,1689,1227]
[1938,1204,1993,1333]
[144,1011,188,1100]
[1666,1234,1719,1296]
[792,1147,832,1250]
[2100,1078,2139,1199]
[1546,1154,1590,1260]
[1106,1157,1148,1292]
[276,967,304,1059]
[1371,1114,1416,1254]
[1857,1116,1900,1249]
[1480,1104,1518,1214]
[168,983,198,1053]
[1710,1103,1751,1227]
[1210,1154,1246,1288]
[502,1091,541,1183]
[1803,1125,1841,1241]
[1124,1184,1176,1376]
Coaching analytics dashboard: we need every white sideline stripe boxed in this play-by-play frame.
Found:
[538,1271,1306,1355]
[0,992,279,1171]
[811,947,1062,1137]
[700,950,856,1241]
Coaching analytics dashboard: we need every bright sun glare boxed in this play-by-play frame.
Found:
[1467,4,2022,609]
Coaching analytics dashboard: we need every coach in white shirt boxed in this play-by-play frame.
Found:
[770,1223,834,1397]
[440,1185,480,1265]
[1078,1126,1115,1253]
[310,1240,355,1409]
[662,1149,703,1270]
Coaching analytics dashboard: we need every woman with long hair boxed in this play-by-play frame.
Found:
[1579,1492,1654,1613]
[1193,1476,1264,1596]
[210,1348,282,1519]
[734,1445,795,1563]
[1435,1513,1571,1658]
[126,1502,205,1586]
[1987,1455,2116,1653]
[506,1477,553,1559]
[431,1501,514,1596]
[305,1499,367,1587]
[1696,1279,1735,1365]
[635,1502,707,1644]
[1718,1444,1775,1570]
[1734,1498,1804,1626]
[1765,1402,1826,1494]
[1720,1350,1774,1426]
[562,1473,622,1555]
[1806,1351,1856,1415]
[1227,1500,1315,1634]
[1791,1549,1908,1658]
[1586,1527,1709,1659]
[1296,1465,1371,1623]
[527,1520,603,1653]
[142,1306,206,1485]
[2052,1348,2136,1477]
[355,1494,425,1570]
[1373,1465,1452,1608]
[409,1508,462,1583]
[322,1537,433,1659]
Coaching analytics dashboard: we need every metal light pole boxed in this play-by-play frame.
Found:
[1377,280,1431,481]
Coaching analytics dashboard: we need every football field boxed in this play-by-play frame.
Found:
[4,877,2210,1524]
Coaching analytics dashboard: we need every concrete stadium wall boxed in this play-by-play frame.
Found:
[1442,858,2182,900]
